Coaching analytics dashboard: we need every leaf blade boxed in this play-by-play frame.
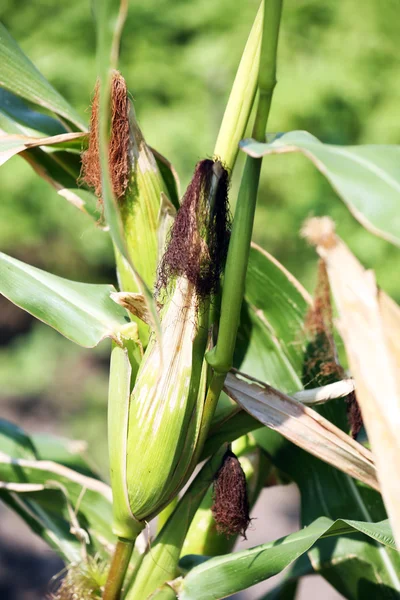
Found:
[241,132,400,246]
[0,22,86,130]
[0,252,129,347]
[178,517,397,600]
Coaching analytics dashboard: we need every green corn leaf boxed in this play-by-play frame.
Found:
[32,433,101,479]
[151,146,181,210]
[0,22,86,130]
[0,489,83,562]
[254,379,400,597]
[203,244,309,457]
[177,517,397,600]
[235,243,311,392]
[213,1,263,171]
[0,419,115,560]
[0,130,85,166]
[258,555,313,600]
[0,88,67,136]
[0,91,99,220]
[241,132,400,247]
[23,146,100,220]
[0,252,130,347]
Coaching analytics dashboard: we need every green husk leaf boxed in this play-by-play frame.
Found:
[93,0,161,340]
[125,448,226,599]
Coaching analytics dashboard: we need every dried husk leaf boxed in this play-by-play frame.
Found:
[224,371,378,491]
[302,216,400,546]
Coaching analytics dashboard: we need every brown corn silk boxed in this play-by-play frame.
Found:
[81,71,131,201]
[157,159,230,300]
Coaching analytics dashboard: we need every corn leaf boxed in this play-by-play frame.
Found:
[204,245,310,456]
[225,371,379,490]
[0,130,85,166]
[0,419,115,561]
[32,433,101,479]
[241,132,400,246]
[0,252,129,347]
[0,490,83,562]
[0,88,67,136]
[177,517,397,600]
[0,22,86,130]
[259,555,313,600]
[22,146,100,220]
[254,411,400,598]
[235,243,311,392]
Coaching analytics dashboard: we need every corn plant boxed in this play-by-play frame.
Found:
[1,1,400,599]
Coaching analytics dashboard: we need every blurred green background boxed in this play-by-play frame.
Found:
[0,0,399,473]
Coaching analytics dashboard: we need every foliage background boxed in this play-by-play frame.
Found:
[0,0,399,597]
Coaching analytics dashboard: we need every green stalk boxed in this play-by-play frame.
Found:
[103,538,134,600]
[207,0,283,377]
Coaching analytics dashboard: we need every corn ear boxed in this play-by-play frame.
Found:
[108,158,230,538]
[126,278,210,521]
[82,72,175,345]
[181,436,269,556]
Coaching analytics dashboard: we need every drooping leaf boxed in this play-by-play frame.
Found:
[22,146,100,220]
[0,420,115,560]
[0,22,86,130]
[0,489,83,562]
[225,371,378,491]
[32,433,101,479]
[259,555,313,600]
[0,88,67,136]
[241,132,400,246]
[177,517,397,600]
[0,130,85,166]
[253,251,400,599]
[0,252,129,347]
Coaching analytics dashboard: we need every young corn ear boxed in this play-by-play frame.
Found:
[109,159,230,533]
[82,71,171,342]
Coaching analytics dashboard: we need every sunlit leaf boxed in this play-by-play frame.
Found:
[303,217,400,548]
[241,132,400,246]
[0,22,86,130]
[177,517,396,600]
[0,130,85,166]
[22,146,100,220]
[0,252,129,347]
